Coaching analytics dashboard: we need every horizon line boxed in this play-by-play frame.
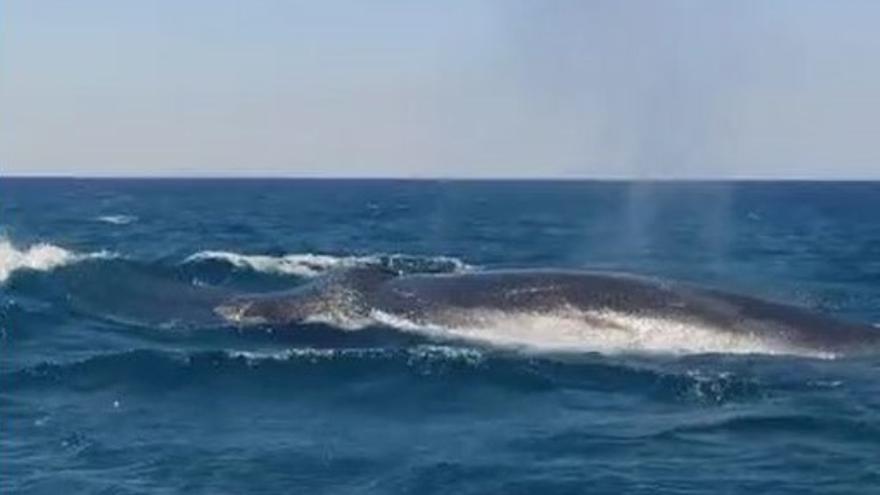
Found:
[3,174,880,182]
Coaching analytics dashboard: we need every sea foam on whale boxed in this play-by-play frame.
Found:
[218,296,835,359]
[363,308,834,358]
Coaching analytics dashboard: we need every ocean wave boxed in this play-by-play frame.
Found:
[0,239,116,285]
[2,346,490,392]
[183,251,472,277]
[2,347,768,405]
[96,214,137,225]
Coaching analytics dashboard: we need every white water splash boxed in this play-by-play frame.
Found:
[224,345,485,365]
[0,239,115,284]
[185,251,373,277]
[184,250,472,277]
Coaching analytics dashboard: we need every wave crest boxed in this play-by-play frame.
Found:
[0,239,115,284]
[183,251,472,278]
[2,347,769,405]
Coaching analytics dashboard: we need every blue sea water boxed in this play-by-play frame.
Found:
[2,179,880,494]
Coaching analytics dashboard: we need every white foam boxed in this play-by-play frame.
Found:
[186,251,371,277]
[96,215,137,225]
[0,239,115,284]
[184,251,472,278]
[225,348,341,363]
[224,345,485,365]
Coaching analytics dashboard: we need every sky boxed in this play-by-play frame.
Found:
[2,0,879,179]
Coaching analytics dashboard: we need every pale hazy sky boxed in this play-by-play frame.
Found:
[2,1,879,178]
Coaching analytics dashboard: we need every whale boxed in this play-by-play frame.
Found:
[215,267,880,356]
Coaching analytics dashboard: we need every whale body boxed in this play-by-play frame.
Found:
[216,268,880,356]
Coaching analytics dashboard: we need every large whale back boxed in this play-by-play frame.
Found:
[376,270,682,314]
[216,268,880,356]
[373,270,880,353]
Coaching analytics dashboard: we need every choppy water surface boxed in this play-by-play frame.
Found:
[2,179,880,493]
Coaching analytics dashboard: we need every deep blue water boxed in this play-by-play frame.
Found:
[2,179,880,494]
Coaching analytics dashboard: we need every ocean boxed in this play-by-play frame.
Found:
[2,179,879,494]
